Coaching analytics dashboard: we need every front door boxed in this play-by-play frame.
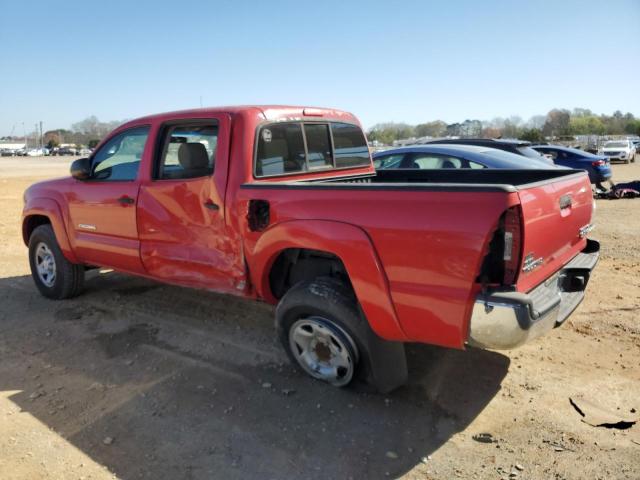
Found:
[137,115,245,293]
[67,125,150,273]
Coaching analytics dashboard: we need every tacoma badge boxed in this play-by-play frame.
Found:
[522,253,544,272]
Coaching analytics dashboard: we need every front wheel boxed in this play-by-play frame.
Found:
[29,224,84,299]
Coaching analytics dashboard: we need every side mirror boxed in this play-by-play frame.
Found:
[70,157,91,180]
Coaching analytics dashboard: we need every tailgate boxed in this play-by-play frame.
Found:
[516,172,593,293]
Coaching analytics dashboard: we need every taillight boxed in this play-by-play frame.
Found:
[476,206,523,287]
[591,160,606,167]
[502,206,522,285]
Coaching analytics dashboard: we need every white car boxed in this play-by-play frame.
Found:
[599,140,636,164]
[25,148,47,157]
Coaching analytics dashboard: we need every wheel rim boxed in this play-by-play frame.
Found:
[289,317,358,387]
[35,242,56,287]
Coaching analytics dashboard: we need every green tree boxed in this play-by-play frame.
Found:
[543,109,571,137]
[569,116,605,135]
[415,120,447,138]
[624,119,640,136]
[502,120,521,139]
[88,139,100,148]
[519,128,544,142]
[367,122,415,145]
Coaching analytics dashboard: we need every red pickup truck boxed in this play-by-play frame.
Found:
[22,106,599,392]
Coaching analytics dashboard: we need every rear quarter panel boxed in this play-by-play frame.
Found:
[238,185,517,349]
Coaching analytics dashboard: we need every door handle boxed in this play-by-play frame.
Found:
[204,200,220,211]
[117,196,135,205]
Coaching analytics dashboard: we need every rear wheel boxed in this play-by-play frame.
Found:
[29,225,84,299]
[288,316,358,387]
[276,277,408,392]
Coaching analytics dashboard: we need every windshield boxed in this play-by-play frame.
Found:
[604,141,628,148]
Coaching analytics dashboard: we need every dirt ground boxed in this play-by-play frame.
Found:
[0,156,638,480]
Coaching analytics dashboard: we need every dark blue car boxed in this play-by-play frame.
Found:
[373,144,555,171]
[531,145,612,186]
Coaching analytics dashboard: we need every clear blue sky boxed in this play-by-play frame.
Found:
[1,0,639,136]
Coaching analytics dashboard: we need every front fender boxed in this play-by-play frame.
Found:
[247,220,408,342]
[22,197,78,264]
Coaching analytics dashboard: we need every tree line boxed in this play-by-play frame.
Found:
[367,108,640,145]
[44,116,125,148]
[3,109,639,149]
[0,116,125,149]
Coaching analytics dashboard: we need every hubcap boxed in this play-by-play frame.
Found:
[35,242,56,288]
[289,317,357,387]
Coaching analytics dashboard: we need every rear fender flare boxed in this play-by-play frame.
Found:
[22,197,78,264]
[248,220,407,341]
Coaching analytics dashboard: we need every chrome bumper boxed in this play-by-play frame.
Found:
[468,239,600,350]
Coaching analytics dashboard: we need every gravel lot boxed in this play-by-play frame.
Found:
[0,156,638,479]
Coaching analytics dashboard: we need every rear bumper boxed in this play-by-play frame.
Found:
[467,239,600,350]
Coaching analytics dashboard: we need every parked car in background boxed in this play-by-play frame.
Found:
[427,138,552,163]
[57,147,77,156]
[531,145,612,187]
[373,144,555,170]
[26,148,47,157]
[599,140,636,163]
[78,148,92,156]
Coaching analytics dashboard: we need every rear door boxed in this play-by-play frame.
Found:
[137,114,245,293]
[68,125,150,273]
[516,172,593,292]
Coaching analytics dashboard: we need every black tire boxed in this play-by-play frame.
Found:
[275,277,407,393]
[28,224,84,299]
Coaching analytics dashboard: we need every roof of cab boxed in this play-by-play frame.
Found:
[119,105,359,128]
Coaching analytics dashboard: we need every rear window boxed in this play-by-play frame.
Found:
[331,122,370,168]
[516,146,546,159]
[255,121,370,177]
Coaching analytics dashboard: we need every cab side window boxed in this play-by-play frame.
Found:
[158,124,218,180]
[92,126,150,181]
